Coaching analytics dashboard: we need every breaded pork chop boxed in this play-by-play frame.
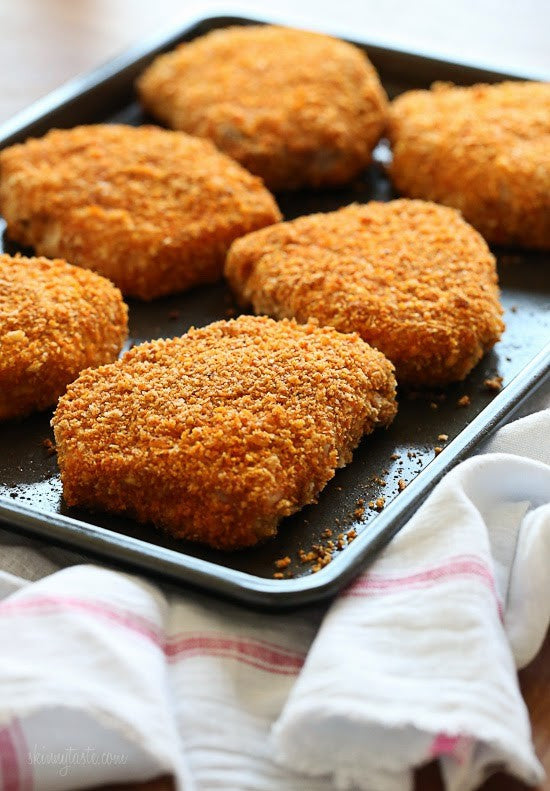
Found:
[137,25,388,191]
[52,315,397,550]
[0,254,127,420]
[225,200,504,386]
[388,81,550,249]
[0,124,281,299]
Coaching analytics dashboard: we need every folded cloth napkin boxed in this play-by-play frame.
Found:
[0,407,548,791]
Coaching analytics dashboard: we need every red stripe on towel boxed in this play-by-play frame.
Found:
[0,723,21,791]
[10,720,31,791]
[0,595,164,645]
[165,634,304,673]
[344,554,502,616]
[0,597,304,675]
[430,732,473,764]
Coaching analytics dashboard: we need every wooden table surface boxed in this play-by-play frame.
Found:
[0,2,548,790]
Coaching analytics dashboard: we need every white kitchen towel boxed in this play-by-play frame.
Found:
[0,408,548,791]
[273,450,549,791]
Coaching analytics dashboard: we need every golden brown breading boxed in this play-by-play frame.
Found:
[0,124,281,299]
[137,25,388,190]
[52,316,397,550]
[225,200,504,386]
[0,254,127,420]
[388,81,550,248]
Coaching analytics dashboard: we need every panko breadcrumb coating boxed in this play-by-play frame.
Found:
[388,81,550,248]
[0,254,127,420]
[52,315,397,550]
[225,200,504,386]
[137,25,388,190]
[0,124,281,299]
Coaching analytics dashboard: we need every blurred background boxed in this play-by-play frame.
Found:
[0,0,548,124]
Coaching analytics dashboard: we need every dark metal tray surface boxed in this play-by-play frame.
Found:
[0,14,548,608]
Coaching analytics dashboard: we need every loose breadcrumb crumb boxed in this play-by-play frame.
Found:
[483,376,503,392]
[42,438,57,456]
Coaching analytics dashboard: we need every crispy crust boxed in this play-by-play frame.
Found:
[0,254,127,420]
[225,200,504,386]
[388,81,550,249]
[52,315,397,550]
[0,124,281,299]
[137,25,388,190]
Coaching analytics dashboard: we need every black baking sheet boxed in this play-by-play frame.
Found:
[0,14,548,608]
